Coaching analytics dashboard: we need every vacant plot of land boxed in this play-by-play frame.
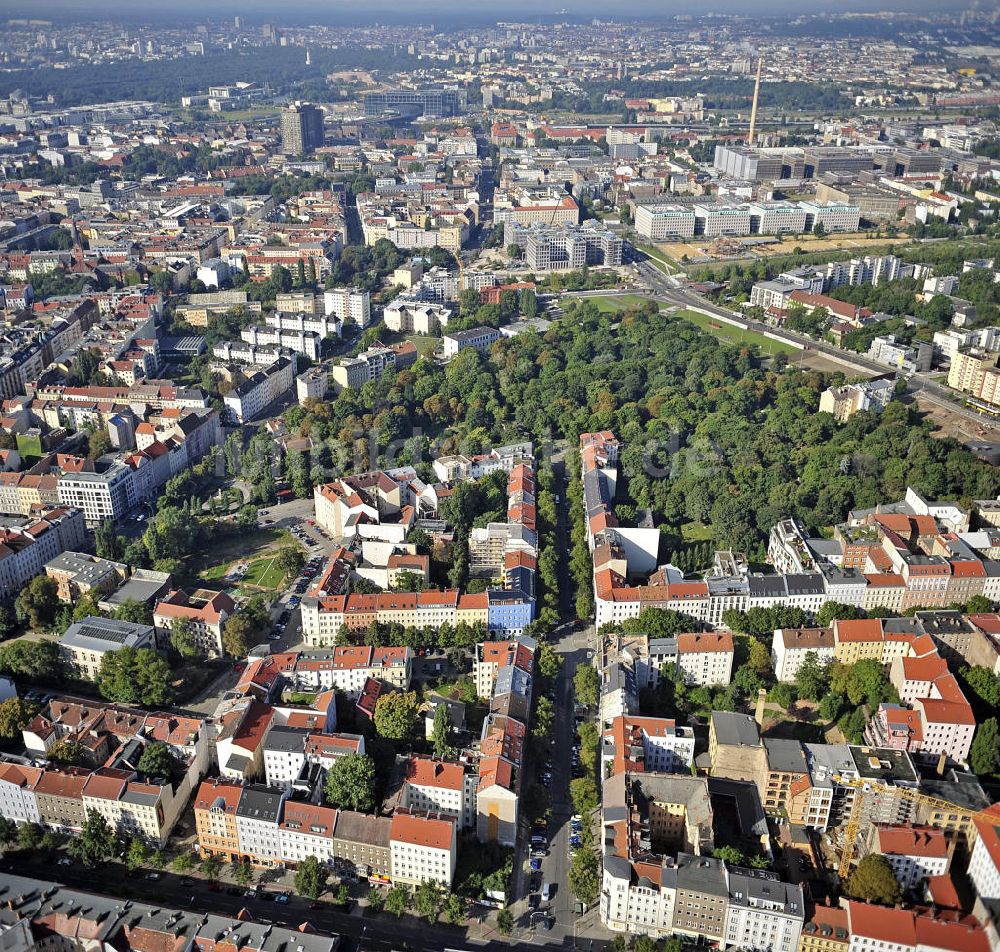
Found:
[673,308,800,355]
[655,234,900,267]
[565,294,654,313]
[380,329,439,357]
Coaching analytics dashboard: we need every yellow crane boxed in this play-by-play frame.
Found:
[833,773,994,875]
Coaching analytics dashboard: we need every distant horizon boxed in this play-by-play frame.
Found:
[1,0,978,26]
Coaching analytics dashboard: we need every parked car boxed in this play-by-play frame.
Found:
[274,893,290,905]
[530,857,542,872]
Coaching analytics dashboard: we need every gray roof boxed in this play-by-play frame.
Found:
[59,616,155,653]
[728,867,804,916]
[674,852,728,897]
[711,711,760,748]
[101,569,171,608]
[763,738,808,774]
[45,552,123,587]
[265,726,309,753]
[235,784,284,822]
[0,873,339,952]
[332,809,391,848]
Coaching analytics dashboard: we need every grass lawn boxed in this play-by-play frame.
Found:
[681,521,713,543]
[563,294,654,314]
[191,527,293,588]
[639,244,677,273]
[242,555,288,590]
[380,328,439,357]
[672,308,800,356]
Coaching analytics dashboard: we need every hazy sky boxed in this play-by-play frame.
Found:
[5,0,977,22]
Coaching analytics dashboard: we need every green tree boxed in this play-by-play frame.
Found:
[385,884,409,917]
[126,837,149,872]
[0,640,62,680]
[323,752,376,811]
[413,879,443,920]
[222,614,255,657]
[443,893,465,924]
[537,642,562,679]
[137,742,179,782]
[816,601,866,627]
[568,847,600,905]
[533,696,555,739]
[68,810,116,866]
[961,666,1000,711]
[94,521,124,561]
[113,599,152,625]
[97,647,173,706]
[0,697,39,739]
[970,717,1000,777]
[294,854,328,899]
[713,845,746,865]
[748,639,772,675]
[374,690,420,741]
[232,859,255,886]
[170,618,202,660]
[15,576,60,629]
[574,664,600,708]
[570,777,599,816]
[171,852,196,873]
[794,651,830,702]
[845,854,902,906]
[202,854,222,878]
[366,887,385,912]
[430,702,453,760]
[0,817,17,848]
[496,907,514,935]
[17,822,43,851]
[47,739,85,765]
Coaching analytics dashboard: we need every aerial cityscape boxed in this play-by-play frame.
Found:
[1,3,1000,951]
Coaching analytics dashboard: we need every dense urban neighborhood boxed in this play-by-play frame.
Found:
[1,4,1000,952]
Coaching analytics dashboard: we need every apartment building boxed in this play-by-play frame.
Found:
[0,874,341,952]
[402,757,477,830]
[947,348,1000,410]
[234,784,288,868]
[330,341,417,393]
[44,551,127,602]
[844,901,989,952]
[383,298,452,334]
[771,627,836,682]
[442,325,501,359]
[865,824,951,891]
[223,356,295,424]
[0,507,86,601]
[388,808,457,887]
[263,728,364,791]
[153,588,236,658]
[57,464,136,524]
[723,868,804,952]
[602,716,696,775]
[323,288,371,328]
[969,805,1000,899]
[58,616,156,680]
[278,800,338,867]
[674,632,734,687]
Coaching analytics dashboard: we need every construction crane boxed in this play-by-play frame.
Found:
[833,773,995,875]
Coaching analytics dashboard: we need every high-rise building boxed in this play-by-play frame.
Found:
[281,102,324,155]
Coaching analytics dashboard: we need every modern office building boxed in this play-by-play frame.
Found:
[363,89,464,118]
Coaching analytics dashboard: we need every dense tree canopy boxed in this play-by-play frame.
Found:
[284,298,998,563]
